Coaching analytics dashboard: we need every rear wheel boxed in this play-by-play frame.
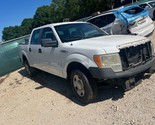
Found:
[70,70,97,104]
[23,60,36,77]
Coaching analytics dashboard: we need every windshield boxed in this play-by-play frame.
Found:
[149,2,155,7]
[54,23,107,43]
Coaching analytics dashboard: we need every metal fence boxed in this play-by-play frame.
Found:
[0,35,30,76]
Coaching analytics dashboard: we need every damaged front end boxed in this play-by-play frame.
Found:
[117,40,155,90]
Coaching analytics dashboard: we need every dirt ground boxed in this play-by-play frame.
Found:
[1,25,155,125]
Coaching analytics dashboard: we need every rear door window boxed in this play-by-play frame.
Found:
[87,14,115,28]
[87,15,107,28]
[106,14,115,25]
[139,4,149,9]
[124,7,144,14]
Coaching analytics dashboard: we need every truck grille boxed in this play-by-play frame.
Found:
[119,42,152,70]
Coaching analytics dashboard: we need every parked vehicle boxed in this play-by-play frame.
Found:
[86,5,154,36]
[0,35,29,76]
[19,22,155,104]
[137,0,155,19]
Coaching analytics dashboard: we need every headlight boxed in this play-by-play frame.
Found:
[94,53,122,72]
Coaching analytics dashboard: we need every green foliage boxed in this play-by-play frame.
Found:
[50,0,66,22]
[2,18,33,41]
[2,26,24,41]
[79,0,113,18]
[2,0,114,41]
[21,18,33,35]
[33,5,52,27]
[63,0,80,20]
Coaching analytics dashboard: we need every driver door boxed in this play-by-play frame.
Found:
[37,27,62,76]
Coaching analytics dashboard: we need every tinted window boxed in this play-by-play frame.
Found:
[149,2,155,7]
[31,29,41,45]
[139,4,148,8]
[124,7,144,14]
[41,27,56,41]
[88,15,107,28]
[88,14,115,28]
[106,14,115,24]
[54,23,106,43]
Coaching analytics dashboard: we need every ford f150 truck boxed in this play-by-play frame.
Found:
[18,22,155,103]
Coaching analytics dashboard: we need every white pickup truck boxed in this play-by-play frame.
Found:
[19,22,155,103]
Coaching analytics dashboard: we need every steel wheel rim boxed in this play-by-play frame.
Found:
[73,74,85,97]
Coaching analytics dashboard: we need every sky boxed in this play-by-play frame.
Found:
[0,0,51,41]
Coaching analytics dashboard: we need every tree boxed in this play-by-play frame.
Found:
[2,26,24,41]
[32,5,52,28]
[63,0,80,20]
[78,0,112,18]
[21,18,33,35]
[50,0,66,22]
[50,0,80,22]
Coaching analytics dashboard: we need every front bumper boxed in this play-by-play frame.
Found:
[89,57,155,80]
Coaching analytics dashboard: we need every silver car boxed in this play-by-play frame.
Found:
[86,5,154,37]
[138,0,155,19]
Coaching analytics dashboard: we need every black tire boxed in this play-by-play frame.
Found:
[70,70,97,104]
[153,11,155,20]
[23,60,36,77]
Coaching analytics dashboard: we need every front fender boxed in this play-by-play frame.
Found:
[63,53,97,78]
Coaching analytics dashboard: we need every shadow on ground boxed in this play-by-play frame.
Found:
[19,69,126,106]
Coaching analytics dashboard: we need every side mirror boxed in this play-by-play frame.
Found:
[41,38,58,47]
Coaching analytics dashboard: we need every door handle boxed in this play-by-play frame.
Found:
[60,50,68,53]
[38,48,42,53]
[29,48,31,52]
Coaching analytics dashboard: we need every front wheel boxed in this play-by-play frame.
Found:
[70,70,97,104]
[23,60,36,77]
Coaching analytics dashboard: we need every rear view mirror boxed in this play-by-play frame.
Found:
[41,38,58,47]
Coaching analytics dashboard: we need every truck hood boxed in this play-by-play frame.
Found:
[70,35,149,54]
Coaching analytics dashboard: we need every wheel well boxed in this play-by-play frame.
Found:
[153,10,155,19]
[22,55,27,63]
[67,62,92,80]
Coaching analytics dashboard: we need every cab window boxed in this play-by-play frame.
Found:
[31,29,41,45]
[41,27,57,41]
